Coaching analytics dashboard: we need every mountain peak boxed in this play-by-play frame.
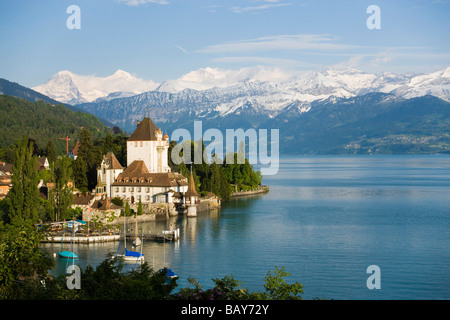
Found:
[110,69,133,79]
[33,69,158,104]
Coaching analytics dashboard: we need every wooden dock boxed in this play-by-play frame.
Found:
[41,234,121,244]
[41,228,180,243]
[126,229,180,242]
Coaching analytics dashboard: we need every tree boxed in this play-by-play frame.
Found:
[112,126,122,135]
[137,199,143,216]
[7,137,41,226]
[0,223,55,299]
[124,201,130,217]
[72,157,88,193]
[208,162,231,201]
[78,257,177,300]
[260,266,303,300]
[48,156,74,222]
[44,140,57,168]
[111,197,124,207]
[77,128,102,191]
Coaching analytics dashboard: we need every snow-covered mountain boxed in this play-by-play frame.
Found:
[155,66,293,93]
[32,69,159,104]
[34,66,450,132]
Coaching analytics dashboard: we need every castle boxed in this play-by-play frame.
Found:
[97,117,198,211]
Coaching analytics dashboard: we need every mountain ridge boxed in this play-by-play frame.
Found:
[32,66,450,108]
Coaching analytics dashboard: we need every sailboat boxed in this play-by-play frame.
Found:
[116,205,144,262]
[132,210,141,247]
[158,229,177,280]
[59,217,78,259]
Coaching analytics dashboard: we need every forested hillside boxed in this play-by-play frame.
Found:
[0,95,112,156]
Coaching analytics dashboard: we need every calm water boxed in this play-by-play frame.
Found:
[43,155,450,300]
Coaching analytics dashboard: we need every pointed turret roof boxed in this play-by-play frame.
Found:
[96,173,103,188]
[128,117,160,141]
[185,171,199,197]
[104,151,123,169]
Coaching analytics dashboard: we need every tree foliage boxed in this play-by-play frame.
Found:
[0,95,111,156]
[6,137,41,226]
[48,156,74,222]
[0,223,54,299]
[169,140,262,201]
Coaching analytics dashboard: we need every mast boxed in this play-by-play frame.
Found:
[124,203,127,248]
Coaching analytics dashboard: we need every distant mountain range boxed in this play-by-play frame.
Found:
[33,66,450,107]
[3,66,450,154]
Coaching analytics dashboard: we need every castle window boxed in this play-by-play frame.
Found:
[137,187,141,192]
[130,187,134,192]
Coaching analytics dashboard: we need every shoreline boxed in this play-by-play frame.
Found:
[42,186,268,243]
[230,185,269,197]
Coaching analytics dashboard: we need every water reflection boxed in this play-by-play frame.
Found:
[43,155,450,299]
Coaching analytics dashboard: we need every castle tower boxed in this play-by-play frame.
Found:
[97,151,123,198]
[185,171,199,217]
[127,117,171,173]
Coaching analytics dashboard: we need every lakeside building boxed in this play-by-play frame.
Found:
[97,117,190,208]
[0,158,49,200]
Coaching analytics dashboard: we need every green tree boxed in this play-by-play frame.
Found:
[72,157,88,192]
[7,137,41,226]
[137,199,143,216]
[48,156,74,222]
[124,201,130,217]
[44,140,57,168]
[208,162,231,201]
[111,197,124,207]
[260,266,303,300]
[78,257,177,300]
[0,223,55,299]
[77,128,102,191]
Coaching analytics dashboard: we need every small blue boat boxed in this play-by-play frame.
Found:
[58,251,78,259]
[124,248,144,261]
[159,268,178,279]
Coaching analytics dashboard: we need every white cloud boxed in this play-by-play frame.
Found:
[116,0,169,6]
[198,34,360,54]
[213,56,317,69]
[231,2,291,14]
[175,45,189,54]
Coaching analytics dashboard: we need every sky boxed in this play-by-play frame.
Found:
[0,0,449,87]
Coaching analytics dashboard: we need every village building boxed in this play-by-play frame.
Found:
[69,141,80,160]
[0,174,12,200]
[72,192,95,212]
[97,151,124,197]
[0,158,49,199]
[38,156,50,170]
[0,162,13,199]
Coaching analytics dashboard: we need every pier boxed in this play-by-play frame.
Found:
[230,185,269,197]
[41,233,120,244]
[41,228,180,243]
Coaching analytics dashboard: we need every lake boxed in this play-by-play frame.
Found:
[43,155,450,300]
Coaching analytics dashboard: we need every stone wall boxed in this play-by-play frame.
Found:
[230,185,269,197]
